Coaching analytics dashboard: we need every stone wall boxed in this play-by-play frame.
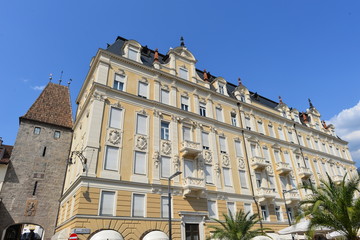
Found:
[0,119,72,240]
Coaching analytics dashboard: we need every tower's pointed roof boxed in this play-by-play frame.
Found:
[21,83,73,129]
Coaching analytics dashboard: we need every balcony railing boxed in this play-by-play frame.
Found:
[180,140,201,158]
[182,176,206,198]
[250,156,270,170]
[284,191,300,204]
[256,187,276,203]
[298,167,312,178]
[276,162,292,175]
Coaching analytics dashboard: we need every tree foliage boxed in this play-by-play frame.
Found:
[299,174,360,240]
[207,210,267,240]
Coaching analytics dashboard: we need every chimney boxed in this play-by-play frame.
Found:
[203,69,208,81]
[154,48,159,62]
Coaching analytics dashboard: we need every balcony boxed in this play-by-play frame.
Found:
[256,187,276,203]
[276,162,292,175]
[182,176,206,198]
[298,167,312,179]
[250,156,270,170]
[180,140,201,158]
[284,191,301,204]
[333,175,343,184]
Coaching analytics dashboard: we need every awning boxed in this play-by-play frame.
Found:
[90,230,124,240]
[143,230,168,240]
[278,220,331,235]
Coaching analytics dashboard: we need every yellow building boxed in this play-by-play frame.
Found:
[53,36,357,240]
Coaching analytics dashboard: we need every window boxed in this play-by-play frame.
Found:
[161,196,169,218]
[109,107,122,129]
[183,127,191,141]
[315,122,320,130]
[261,205,269,221]
[201,132,209,150]
[262,147,270,162]
[275,206,282,221]
[184,160,194,178]
[234,141,243,157]
[313,160,320,174]
[181,96,189,111]
[104,146,119,171]
[161,156,171,178]
[250,144,257,157]
[223,168,232,186]
[114,74,125,91]
[278,127,285,140]
[219,136,227,154]
[245,117,251,130]
[257,121,264,134]
[136,114,147,135]
[282,111,287,118]
[215,108,223,122]
[255,172,262,188]
[199,103,206,117]
[161,122,170,140]
[294,114,300,123]
[244,203,252,215]
[205,165,213,184]
[298,135,304,145]
[268,176,275,189]
[227,202,236,216]
[288,131,293,143]
[132,194,145,217]
[287,207,293,222]
[218,83,225,94]
[231,113,237,126]
[134,151,146,175]
[295,155,301,168]
[138,82,148,99]
[314,140,319,150]
[207,200,217,218]
[128,48,138,61]
[160,89,169,104]
[34,127,41,135]
[240,94,246,102]
[179,67,188,80]
[289,177,296,188]
[54,131,61,139]
[284,151,291,164]
[280,176,287,190]
[307,138,313,149]
[268,124,274,137]
[274,150,281,163]
[322,143,327,152]
[239,170,248,188]
[99,191,115,216]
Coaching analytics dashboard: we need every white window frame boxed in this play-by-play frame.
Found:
[128,47,139,61]
[207,200,218,219]
[160,156,171,178]
[160,89,170,105]
[227,202,236,216]
[261,205,269,221]
[231,113,237,126]
[223,167,232,187]
[181,96,189,111]
[99,190,116,216]
[234,140,243,157]
[109,107,122,129]
[182,126,192,141]
[239,170,248,189]
[161,196,170,218]
[199,102,206,117]
[114,73,125,91]
[134,151,147,175]
[219,136,227,154]
[104,146,119,171]
[215,107,223,122]
[132,193,146,217]
[179,67,189,80]
[138,81,148,99]
[202,132,210,150]
[136,114,148,136]
[161,121,170,140]
[257,121,264,134]
[205,164,213,184]
[275,206,283,221]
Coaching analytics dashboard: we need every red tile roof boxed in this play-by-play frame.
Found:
[21,83,73,129]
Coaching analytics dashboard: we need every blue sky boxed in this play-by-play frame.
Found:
[1,1,360,166]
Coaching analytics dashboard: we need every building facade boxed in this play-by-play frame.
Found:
[0,138,13,192]
[0,83,73,240]
[54,36,357,240]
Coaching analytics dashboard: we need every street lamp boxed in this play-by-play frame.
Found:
[283,188,297,240]
[168,171,182,240]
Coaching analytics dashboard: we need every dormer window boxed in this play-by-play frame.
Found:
[240,94,246,102]
[179,67,188,80]
[218,83,225,94]
[128,48,139,61]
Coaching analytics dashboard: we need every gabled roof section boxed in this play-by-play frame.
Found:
[0,144,13,164]
[21,83,73,129]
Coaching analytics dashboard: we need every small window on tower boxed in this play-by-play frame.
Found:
[34,127,41,135]
[54,131,61,139]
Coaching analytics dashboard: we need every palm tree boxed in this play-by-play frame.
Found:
[207,210,266,240]
[299,173,360,240]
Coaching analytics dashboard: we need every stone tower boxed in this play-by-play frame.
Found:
[0,83,73,240]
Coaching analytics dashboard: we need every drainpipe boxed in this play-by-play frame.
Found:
[237,102,263,230]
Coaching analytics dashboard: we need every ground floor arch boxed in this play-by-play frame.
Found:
[89,230,124,240]
[141,230,168,240]
[2,223,44,240]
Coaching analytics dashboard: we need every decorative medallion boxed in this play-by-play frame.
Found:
[222,154,230,167]
[136,136,147,150]
[161,141,172,155]
[204,151,212,164]
[266,165,273,174]
[238,158,246,169]
[108,130,121,145]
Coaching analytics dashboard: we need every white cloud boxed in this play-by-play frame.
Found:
[327,101,360,167]
[31,85,45,91]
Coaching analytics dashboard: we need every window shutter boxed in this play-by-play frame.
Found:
[161,196,169,218]
[223,168,232,186]
[109,108,122,129]
[183,127,191,141]
[132,194,145,217]
[100,191,115,215]
[274,150,280,162]
[239,171,247,188]
[207,201,217,218]
[161,156,170,178]
[179,68,188,79]
[128,48,138,61]
[138,82,148,97]
[263,148,269,161]
[105,146,118,170]
[134,151,146,174]
[250,144,257,157]
[219,137,226,152]
[216,108,223,121]
[235,141,242,157]
[227,202,235,216]
[136,115,147,135]
[181,96,188,105]
[244,203,251,214]
[161,89,169,104]
[284,152,291,164]
[184,160,194,177]
[201,132,209,147]
[205,165,213,183]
